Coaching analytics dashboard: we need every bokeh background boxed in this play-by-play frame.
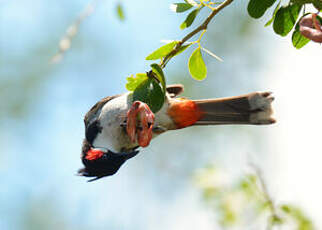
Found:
[1,0,321,229]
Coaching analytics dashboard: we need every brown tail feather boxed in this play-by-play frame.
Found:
[194,92,275,125]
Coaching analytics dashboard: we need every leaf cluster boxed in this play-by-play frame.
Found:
[171,0,201,29]
[125,0,233,112]
[247,0,322,49]
[146,40,211,81]
[126,64,166,113]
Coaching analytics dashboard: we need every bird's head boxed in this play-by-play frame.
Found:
[78,139,139,181]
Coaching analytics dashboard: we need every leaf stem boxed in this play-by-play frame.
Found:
[197,29,207,42]
[160,0,234,68]
[200,0,215,10]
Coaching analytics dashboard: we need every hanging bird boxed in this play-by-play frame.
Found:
[78,84,275,181]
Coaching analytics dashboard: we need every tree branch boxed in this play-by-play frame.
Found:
[160,0,234,68]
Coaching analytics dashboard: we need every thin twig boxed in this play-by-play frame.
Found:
[51,0,101,63]
[249,163,279,230]
[160,0,234,68]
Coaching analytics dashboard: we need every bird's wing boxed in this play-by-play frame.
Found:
[83,85,183,142]
[84,95,121,127]
[84,95,123,145]
[166,84,184,98]
[84,84,183,127]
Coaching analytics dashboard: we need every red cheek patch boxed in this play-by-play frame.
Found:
[86,148,104,160]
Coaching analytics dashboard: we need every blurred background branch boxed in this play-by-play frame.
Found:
[51,0,101,63]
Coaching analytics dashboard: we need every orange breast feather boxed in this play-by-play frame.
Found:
[167,99,202,128]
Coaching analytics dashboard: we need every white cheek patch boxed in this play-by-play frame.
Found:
[92,93,137,152]
[92,93,178,152]
[154,95,176,130]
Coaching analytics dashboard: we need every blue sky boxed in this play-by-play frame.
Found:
[1,0,322,229]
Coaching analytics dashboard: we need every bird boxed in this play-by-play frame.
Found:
[78,84,275,181]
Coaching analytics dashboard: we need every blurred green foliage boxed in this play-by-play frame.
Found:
[22,198,70,230]
[116,3,125,21]
[194,166,315,229]
[0,47,53,119]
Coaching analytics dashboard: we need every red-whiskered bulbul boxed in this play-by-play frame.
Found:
[78,84,275,181]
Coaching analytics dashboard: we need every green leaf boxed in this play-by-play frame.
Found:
[219,195,239,226]
[291,0,321,9]
[133,78,165,113]
[317,14,322,24]
[247,0,277,19]
[146,41,178,60]
[313,1,322,10]
[150,64,166,94]
[188,47,207,81]
[180,8,200,30]
[265,1,281,27]
[116,3,125,21]
[184,0,198,7]
[170,3,193,13]
[280,204,313,230]
[280,205,291,213]
[239,174,258,197]
[126,73,148,91]
[292,20,310,49]
[273,3,302,36]
[174,43,192,56]
[269,215,284,225]
[202,187,218,200]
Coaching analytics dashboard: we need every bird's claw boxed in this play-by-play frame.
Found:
[126,101,155,147]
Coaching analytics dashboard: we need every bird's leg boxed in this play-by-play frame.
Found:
[126,101,155,147]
